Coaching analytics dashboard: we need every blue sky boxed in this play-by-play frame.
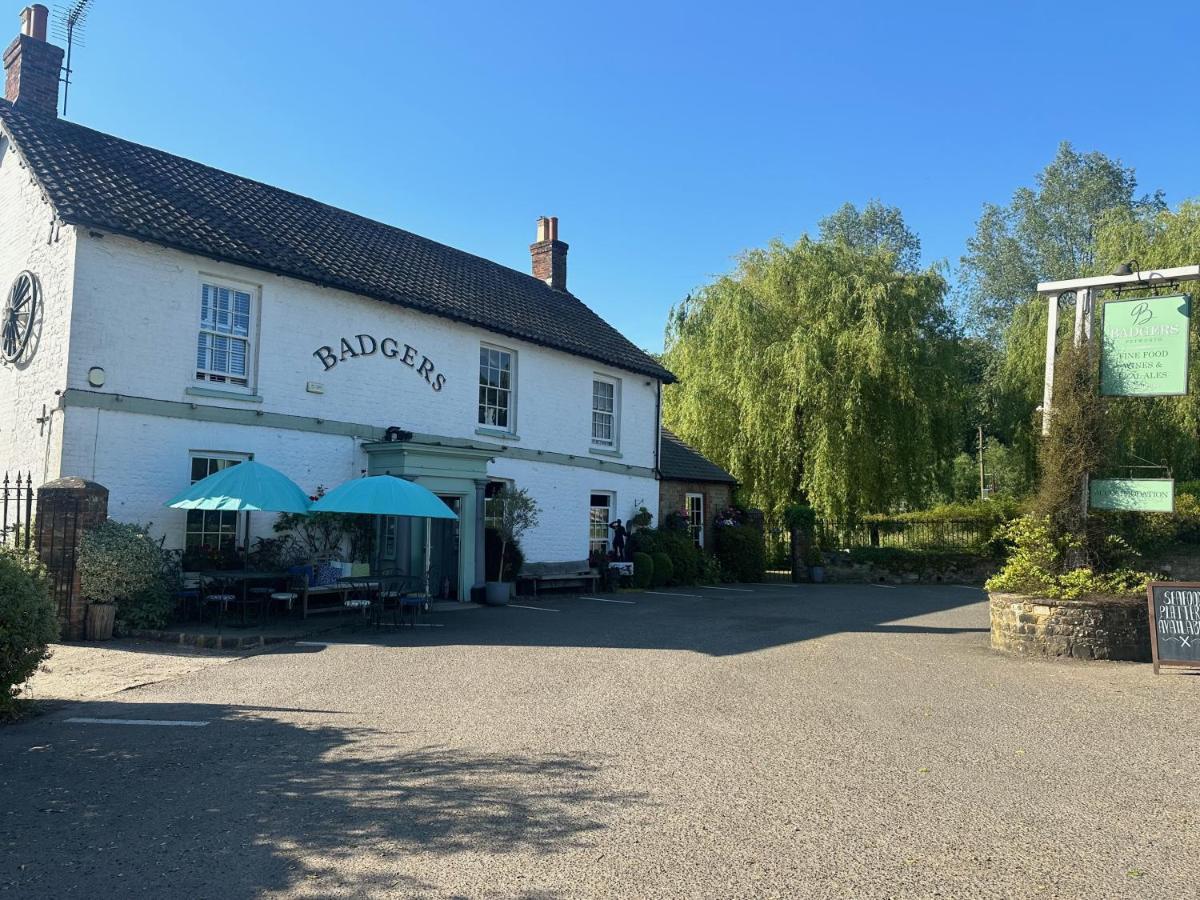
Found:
[55,0,1200,351]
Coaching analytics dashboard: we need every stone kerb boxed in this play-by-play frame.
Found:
[989,591,1150,662]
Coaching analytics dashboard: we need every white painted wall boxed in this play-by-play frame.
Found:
[60,407,659,564]
[0,135,76,484]
[68,234,661,468]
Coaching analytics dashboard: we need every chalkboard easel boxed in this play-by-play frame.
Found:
[1147,581,1200,674]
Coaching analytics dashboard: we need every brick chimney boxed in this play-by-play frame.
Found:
[530,216,568,291]
[4,5,63,117]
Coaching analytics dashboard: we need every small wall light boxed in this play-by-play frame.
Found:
[87,366,105,387]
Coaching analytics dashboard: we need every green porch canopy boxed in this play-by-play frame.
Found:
[164,460,311,514]
[309,475,457,519]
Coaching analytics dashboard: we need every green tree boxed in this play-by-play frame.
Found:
[663,228,963,522]
[961,142,1163,338]
[960,144,1164,488]
[819,200,922,272]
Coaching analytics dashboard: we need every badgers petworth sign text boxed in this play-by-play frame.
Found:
[312,334,445,392]
[1100,295,1191,397]
[1088,477,1175,513]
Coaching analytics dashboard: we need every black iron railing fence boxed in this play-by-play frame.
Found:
[1,470,35,553]
[764,517,1001,575]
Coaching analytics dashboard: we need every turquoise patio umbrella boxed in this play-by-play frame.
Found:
[308,475,457,519]
[164,460,311,514]
[309,475,457,597]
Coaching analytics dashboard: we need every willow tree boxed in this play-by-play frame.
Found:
[662,236,962,522]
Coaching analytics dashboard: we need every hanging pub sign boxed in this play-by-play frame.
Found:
[1088,477,1175,513]
[1146,582,1200,673]
[1099,294,1191,397]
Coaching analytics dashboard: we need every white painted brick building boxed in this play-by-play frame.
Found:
[0,8,671,599]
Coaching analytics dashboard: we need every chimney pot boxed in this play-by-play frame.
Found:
[530,216,569,291]
[21,5,48,41]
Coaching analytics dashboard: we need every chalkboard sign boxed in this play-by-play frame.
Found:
[1147,582,1200,673]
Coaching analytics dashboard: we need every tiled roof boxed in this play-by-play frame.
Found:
[659,428,737,484]
[0,101,673,382]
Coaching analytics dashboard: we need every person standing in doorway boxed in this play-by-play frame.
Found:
[609,519,628,561]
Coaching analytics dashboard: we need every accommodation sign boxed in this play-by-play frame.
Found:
[313,334,445,392]
[1088,478,1174,513]
[1100,294,1191,397]
[1147,582,1200,673]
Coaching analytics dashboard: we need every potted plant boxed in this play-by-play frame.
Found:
[803,543,825,583]
[485,487,540,606]
[78,520,170,639]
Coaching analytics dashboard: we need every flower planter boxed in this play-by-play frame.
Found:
[988,592,1150,662]
[484,581,511,606]
[85,602,117,641]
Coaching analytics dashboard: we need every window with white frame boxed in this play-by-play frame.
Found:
[484,479,513,530]
[591,376,619,448]
[184,455,247,554]
[196,282,254,387]
[589,492,613,557]
[478,344,514,430]
[686,493,705,548]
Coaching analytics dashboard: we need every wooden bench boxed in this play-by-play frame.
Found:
[518,560,599,596]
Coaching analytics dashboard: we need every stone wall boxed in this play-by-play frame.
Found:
[989,592,1150,662]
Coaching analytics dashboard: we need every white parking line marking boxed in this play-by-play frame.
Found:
[645,591,702,598]
[66,718,208,727]
[582,596,636,604]
[870,583,897,589]
[508,604,560,612]
[704,587,754,593]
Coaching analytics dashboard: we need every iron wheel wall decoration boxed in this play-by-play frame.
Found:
[1,270,39,363]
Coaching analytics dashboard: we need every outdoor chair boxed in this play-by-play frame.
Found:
[201,578,238,628]
[270,575,306,616]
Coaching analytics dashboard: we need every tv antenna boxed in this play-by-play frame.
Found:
[52,0,94,117]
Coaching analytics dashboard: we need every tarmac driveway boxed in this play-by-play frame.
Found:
[1,583,1196,899]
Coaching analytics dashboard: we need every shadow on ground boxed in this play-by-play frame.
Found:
[343,583,990,657]
[0,701,640,898]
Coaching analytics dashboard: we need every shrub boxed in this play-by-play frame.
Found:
[1098,493,1200,554]
[629,527,702,585]
[696,552,722,584]
[650,552,673,586]
[712,523,766,583]
[0,548,57,718]
[79,521,175,629]
[632,552,654,588]
[485,527,524,581]
[985,516,1149,601]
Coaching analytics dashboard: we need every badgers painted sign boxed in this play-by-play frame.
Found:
[312,334,446,392]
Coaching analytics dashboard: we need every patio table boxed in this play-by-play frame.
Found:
[194,570,291,628]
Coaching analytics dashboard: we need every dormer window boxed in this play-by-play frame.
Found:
[196,282,254,387]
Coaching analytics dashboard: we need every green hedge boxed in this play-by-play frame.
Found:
[630,527,703,585]
[713,524,766,583]
[0,549,57,718]
[862,499,1020,526]
[632,552,653,588]
[651,553,673,587]
[846,547,990,572]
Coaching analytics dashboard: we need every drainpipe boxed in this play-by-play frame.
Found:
[654,380,662,478]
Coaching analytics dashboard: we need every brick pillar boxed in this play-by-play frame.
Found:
[35,477,108,640]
